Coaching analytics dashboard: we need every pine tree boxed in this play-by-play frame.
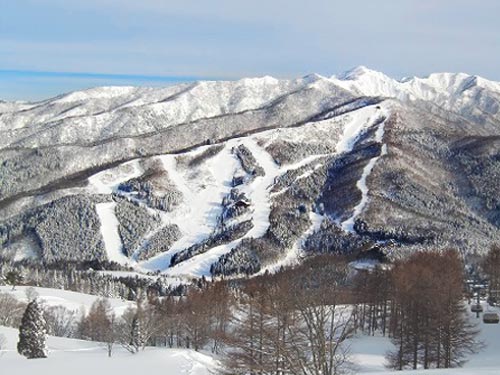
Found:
[17,300,48,359]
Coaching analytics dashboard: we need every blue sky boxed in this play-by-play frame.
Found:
[1,0,499,101]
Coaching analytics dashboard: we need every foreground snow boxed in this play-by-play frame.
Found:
[1,288,500,374]
[351,303,500,374]
[0,326,217,375]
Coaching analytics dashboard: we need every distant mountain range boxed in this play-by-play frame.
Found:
[1,67,499,279]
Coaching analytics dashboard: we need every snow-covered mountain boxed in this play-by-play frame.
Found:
[1,67,499,279]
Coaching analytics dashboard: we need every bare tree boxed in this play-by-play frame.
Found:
[181,288,212,351]
[116,306,140,354]
[0,293,25,327]
[387,250,480,370]
[117,295,165,353]
[205,281,232,354]
[283,260,354,375]
[44,305,77,338]
[25,287,39,303]
[223,278,275,374]
[78,298,115,357]
[223,256,354,375]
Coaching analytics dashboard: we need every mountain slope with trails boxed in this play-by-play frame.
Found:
[1,67,499,279]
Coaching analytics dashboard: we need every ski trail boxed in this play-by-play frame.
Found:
[341,108,389,232]
[260,211,324,274]
[164,138,281,278]
[142,104,388,275]
[95,202,129,265]
[139,146,239,271]
[336,106,380,154]
[268,104,388,269]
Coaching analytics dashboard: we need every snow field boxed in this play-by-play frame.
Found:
[0,285,133,316]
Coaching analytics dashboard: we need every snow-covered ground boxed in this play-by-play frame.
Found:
[138,144,241,272]
[88,159,143,195]
[18,67,489,281]
[0,286,133,315]
[1,285,500,374]
[130,103,389,278]
[154,137,282,278]
[350,302,500,374]
[95,202,130,266]
[0,326,217,375]
[2,302,500,375]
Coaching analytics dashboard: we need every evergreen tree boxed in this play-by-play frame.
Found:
[17,300,48,359]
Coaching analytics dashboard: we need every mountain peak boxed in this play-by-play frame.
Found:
[337,66,373,80]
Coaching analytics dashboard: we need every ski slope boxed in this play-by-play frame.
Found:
[341,108,389,232]
[138,144,241,272]
[95,202,129,266]
[141,104,389,277]
[158,138,281,278]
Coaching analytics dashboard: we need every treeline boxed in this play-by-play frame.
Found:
[0,260,186,300]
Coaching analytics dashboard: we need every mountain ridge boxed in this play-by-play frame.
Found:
[1,67,499,279]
